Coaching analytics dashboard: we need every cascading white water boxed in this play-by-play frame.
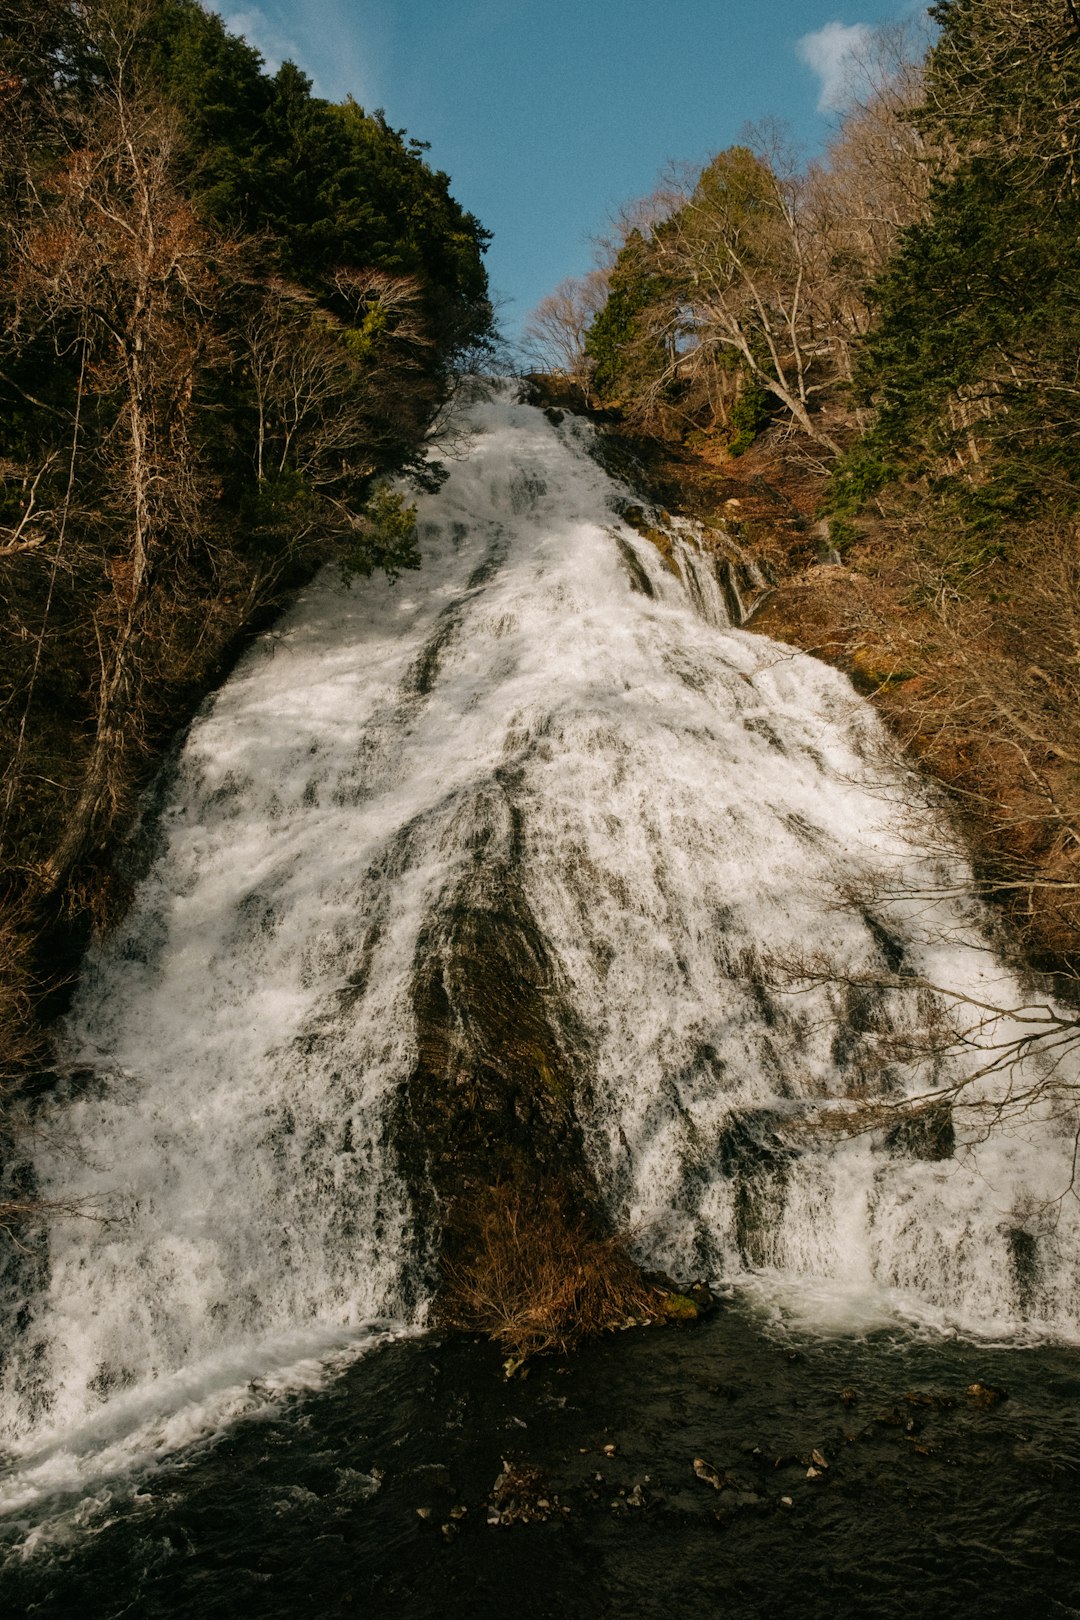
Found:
[3,384,1079,1518]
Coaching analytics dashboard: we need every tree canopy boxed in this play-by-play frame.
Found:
[850,0,1080,523]
[0,0,494,1056]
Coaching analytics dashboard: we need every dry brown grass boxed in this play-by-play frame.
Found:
[440,1181,660,1359]
[0,909,49,1084]
[751,515,1080,973]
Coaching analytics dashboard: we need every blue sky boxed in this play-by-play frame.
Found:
[220,1,930,339]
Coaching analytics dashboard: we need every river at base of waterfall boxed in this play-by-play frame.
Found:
[3,1294,1080,1619]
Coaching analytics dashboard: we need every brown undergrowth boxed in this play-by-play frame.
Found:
[751,514,1080,974]
[0,908,53,1097]
[439,1181,659,1359]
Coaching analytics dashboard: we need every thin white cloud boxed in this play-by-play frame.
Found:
[288,0,384,106]
[221,2,383,107]
[797,20,875,113]
[221,7,301,75]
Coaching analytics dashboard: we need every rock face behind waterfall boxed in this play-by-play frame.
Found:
[3,383,1080,1518]
[400,806,659,1352]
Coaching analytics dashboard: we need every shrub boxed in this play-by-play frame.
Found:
[440,1181,659,1358]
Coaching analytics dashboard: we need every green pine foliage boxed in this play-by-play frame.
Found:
[726,379,770,457]
[340,485,421,585]
[841,0,1080,529]
[139,1,492,352]
[583,230,672,404]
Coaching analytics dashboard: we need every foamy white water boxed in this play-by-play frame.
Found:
[3,384,1079,1521]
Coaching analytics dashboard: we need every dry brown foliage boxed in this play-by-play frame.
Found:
[0,9,451,1106]
[440,1182,659,1359]
[521,269,609,392]
[0,911,49,1085]
[753,512,1080,970]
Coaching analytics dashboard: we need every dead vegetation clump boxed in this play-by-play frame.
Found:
[440,1181,660,1359]
[0,912,48,1088]
[752,514,1080,972]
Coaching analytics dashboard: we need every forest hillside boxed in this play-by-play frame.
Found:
[0,0,493,1106]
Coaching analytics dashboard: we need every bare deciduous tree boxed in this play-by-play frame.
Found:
[804,52,932,390]
[7,84,225,884]
[522,269,609,394]
[649,140,844,453]
[774,943,1080,1186]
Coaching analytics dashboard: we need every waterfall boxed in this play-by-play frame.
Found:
[3,383,1079,1521]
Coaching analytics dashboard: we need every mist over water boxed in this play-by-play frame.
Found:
[2,384,1079,1546]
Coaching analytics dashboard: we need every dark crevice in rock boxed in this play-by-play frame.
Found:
[715,1110,797,1269]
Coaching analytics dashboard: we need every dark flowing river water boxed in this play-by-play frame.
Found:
[5,1299,1080,1618]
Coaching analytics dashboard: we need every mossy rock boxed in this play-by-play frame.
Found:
[850,645,915,693]
[530,1043,571,1102]
[658,1292,701,1324]
[615,502,681,575]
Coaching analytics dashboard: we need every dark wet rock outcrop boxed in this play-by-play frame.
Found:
[397,788,658,1353]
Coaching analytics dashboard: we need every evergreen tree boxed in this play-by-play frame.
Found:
[848,0,1080,522]
[584,229,673,405]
